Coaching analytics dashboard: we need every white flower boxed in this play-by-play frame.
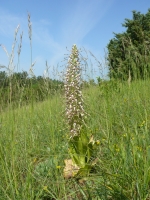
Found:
[65,45,87,137]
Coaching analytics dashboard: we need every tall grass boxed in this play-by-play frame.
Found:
[1,78,150,199]
[0,15,150,199]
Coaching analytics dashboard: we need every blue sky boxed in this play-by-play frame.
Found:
[0,0,150,78]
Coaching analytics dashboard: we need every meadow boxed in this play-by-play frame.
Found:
[1,15,150,199]
[0,77,150,199]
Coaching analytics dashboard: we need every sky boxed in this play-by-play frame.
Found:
[0,0,150,79]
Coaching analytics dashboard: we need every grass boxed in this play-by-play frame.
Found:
[1,14,150,199]
[0,78,150,199]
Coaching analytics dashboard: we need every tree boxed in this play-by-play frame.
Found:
[107,9,150,80]
[0,71,8,87]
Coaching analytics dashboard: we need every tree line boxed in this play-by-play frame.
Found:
[107,9,150,80]
[0,68,100,110]
[0,70,64,109]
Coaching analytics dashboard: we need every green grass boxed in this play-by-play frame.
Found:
[0,79,150,199]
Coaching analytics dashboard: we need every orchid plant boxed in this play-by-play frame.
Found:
[64,45,99,179]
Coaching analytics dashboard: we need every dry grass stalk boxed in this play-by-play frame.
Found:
[128,69,131,87]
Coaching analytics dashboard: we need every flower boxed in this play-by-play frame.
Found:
[33,158,37,163]
[96,140,100,145]
[43,186,48,191]
[115,148,120,152]
[139,120,146,127]
[64,45,87,137]
[123,134,127,137]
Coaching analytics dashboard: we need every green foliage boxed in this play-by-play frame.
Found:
[107,9,150,80]
[0,70,63,110]
[69,130,99,177]
[1,79,150,198]
[64,45,99,180]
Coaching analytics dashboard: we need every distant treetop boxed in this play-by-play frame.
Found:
[107,9,150,80]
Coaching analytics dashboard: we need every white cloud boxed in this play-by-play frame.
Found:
[61,0,114,46]
[0,8,25,37]
[0,8,64,72]
[39,19,52,26]
[0,0,114,77]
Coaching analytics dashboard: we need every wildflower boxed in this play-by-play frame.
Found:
[96,140,100,145]
[63,45,99,179]
[114,144,120,152]
[43,186,48,191]
[137,146,142,152]
[115,148,120,152]
[56,166,61,169]
[139,120,146,127]
[33,158,37,164]
[64,44,86,137]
